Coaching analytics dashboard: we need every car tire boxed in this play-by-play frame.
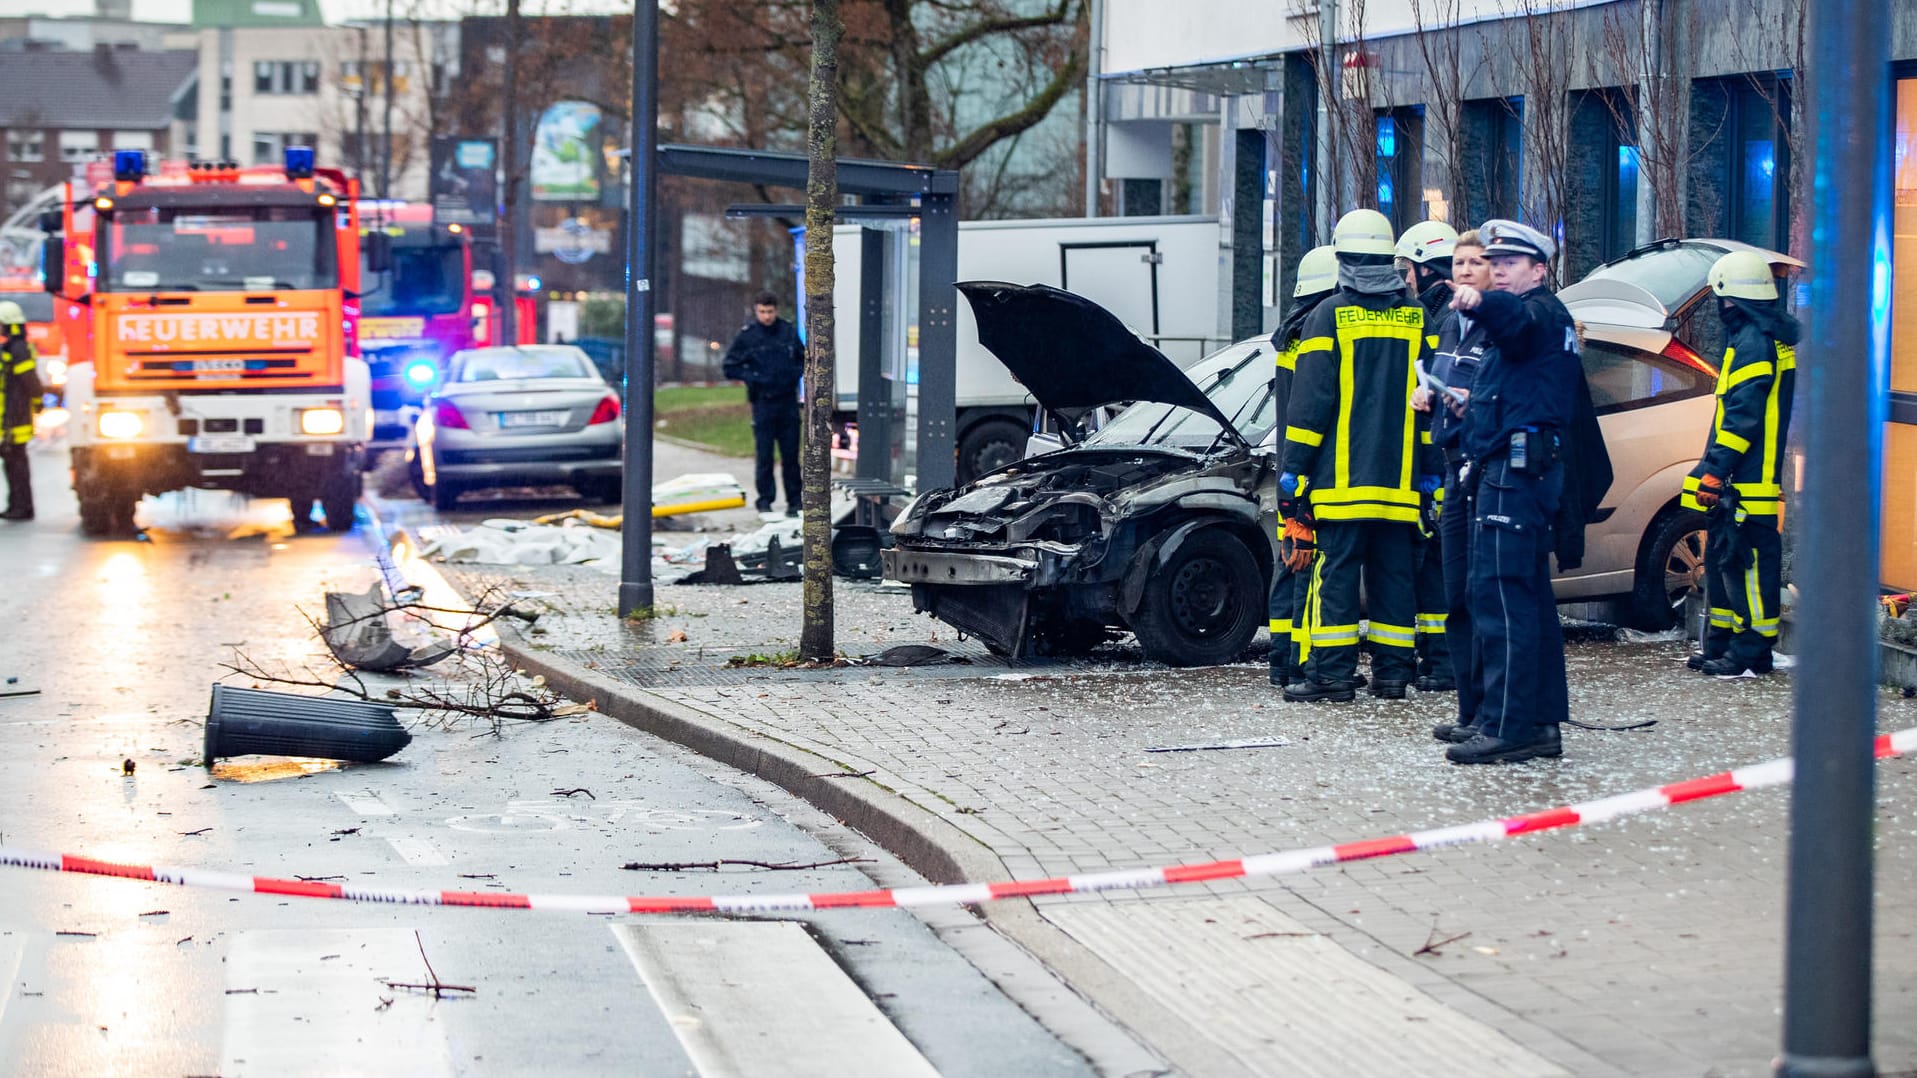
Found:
[956,418,1028,485]
[1631,508,1709,631]
[322,472,362,532]
[430,477,462,512]
[581,477,622,506]
[1129,528,1264,666]
[77,489,135,537]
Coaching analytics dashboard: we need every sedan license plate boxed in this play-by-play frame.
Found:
[188,434,255,454]
[500,409,569,429]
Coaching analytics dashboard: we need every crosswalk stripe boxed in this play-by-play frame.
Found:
[0,935,21,1026]
[220,929,455,1077]
[386,836,448,866]
[612,921,939,1078]
[335,790,396,816]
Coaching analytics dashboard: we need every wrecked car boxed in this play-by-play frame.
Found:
[883,282,1278,666]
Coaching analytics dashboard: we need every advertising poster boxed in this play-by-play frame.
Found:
[531,102,602,202]
[431,136,497,226]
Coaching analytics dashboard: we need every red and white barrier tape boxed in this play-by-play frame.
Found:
[4,727,1913,915]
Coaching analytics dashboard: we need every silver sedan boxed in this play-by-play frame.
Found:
[407,345,623,510]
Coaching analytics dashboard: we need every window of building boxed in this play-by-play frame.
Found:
[1462,98,1523,226]
[252,131,318,166]
[1720,75,1792,251]
[112,131,155,152]
[1374,107,1423,234]
[254,60,320,95]
[1888,71,1917,589]
[6,130,44,162]
[59,130,100,162]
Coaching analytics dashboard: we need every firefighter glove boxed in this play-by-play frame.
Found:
[1282,518,1316,572]
[1694,472,1724,509]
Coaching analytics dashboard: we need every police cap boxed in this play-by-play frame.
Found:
[1479,219,1555,263]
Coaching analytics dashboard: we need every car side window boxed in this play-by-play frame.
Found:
[1580,340,1711,415]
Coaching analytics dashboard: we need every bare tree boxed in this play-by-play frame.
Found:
[1724,0,1810,259]
[800,0,844,662]
[1298,0,1378,220]
[1590,0,1699,240]
[1497,0,1576,276]
[1406,0,1478,218]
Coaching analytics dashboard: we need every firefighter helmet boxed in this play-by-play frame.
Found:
[1708,250,1779,301]
[1293,245,1337,297]
[1331,209,1396,257]
[1395,220,1458,264]
[0,301,23,327]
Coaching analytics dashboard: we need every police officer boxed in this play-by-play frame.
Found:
[0,301,42,521]
[1396,221,1460,692]
[1444,220,1579,763]
[1419,232,1497,741]
[1269,244,1338,689]
[722,291,806,516]
[1682,251,1798,676]
[1280,209,1430,702]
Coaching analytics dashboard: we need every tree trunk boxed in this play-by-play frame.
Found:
[800,0,842,662]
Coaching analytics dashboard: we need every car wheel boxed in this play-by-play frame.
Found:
[78,489,136,537]
[956,418,1028,484]
[430,477,462,512]
[1631,508,1709,631]
[1129,528,1263,666]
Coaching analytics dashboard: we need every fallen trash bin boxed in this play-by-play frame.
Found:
[204,684,411,765]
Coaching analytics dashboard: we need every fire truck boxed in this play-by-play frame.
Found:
[42,148,371,536]
[356,200,538,447]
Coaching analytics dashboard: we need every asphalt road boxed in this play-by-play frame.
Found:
[0,443,1089,1077]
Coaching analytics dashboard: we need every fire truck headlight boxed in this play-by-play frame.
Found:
[403,359,438,388]
[42,358,67,388]
[299,408,346,436]
[98,410,144,439]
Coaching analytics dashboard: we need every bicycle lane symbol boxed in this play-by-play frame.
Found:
[444,799,765,834]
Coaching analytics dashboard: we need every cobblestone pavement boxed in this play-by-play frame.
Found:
[428,554,1917,1077]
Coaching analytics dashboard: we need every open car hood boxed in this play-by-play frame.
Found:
[957,281,1245,447]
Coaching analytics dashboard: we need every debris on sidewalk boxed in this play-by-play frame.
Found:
[320,584,458,672]
[862,644,971,668]
[1144,736,1289,753]
[421,519,624,567]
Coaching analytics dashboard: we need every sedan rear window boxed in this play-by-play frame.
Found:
[1581,340,1712,414]
[1581,244,1720,311]
[457,348,592,382]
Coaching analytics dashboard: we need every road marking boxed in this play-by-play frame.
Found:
[1044,897,1566,1078]
[220,929,454,1078]
[0,934,22,1025]
[612,921,938,1078]
[335,790,395,816]
[386,836,448,866]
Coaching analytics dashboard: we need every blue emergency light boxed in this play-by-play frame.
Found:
[403,359,438,387]
[284,146,316,179]
[112,149,146,182]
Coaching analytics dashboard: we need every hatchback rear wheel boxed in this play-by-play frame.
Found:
[1631,508,1708,631]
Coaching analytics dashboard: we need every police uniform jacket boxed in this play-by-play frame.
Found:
[1428,309,1491,460]
[721,318,805,404]
[1681,301,1799,517]
[0,336,41,446]
[1280,288,1428,524]
[1458,286,1580,463]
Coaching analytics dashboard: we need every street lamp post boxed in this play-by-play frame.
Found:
[618,0,659,617]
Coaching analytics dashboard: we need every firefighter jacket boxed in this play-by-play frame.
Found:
[1280,288,1430,524]
[0,336,41,446]
[1681,301,1800,517]
[1269,291,1332,524]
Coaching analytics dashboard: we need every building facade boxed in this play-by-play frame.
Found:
[1088,0,1917,588]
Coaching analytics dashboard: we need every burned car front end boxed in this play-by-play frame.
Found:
[883,283,1279,666]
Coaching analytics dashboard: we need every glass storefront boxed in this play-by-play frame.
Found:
[1888,75,1917,588]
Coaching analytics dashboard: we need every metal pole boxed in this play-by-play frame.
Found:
[1778,0,1888,1074]
[618,0,659,616]
[381,0,394,199]
[855,226,888,481]
[1083,0,1103,217]
[499,0,520,344]
[914,187,958,491]
[1315,0,1336,241]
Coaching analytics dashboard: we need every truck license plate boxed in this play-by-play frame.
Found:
[500,410,569,429]
[188,434,255,454]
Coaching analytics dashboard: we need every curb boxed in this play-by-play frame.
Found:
[491,626,1244,1076]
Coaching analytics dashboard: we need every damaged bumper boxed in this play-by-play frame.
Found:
[882,548,1040,586]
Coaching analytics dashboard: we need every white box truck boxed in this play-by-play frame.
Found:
[831,215,1224,483]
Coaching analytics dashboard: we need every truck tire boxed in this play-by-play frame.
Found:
[1630,507,1709,631]
[77,489,136,537]
[956,418,1028,484]
[322,472,362,532]
[1128,528,1263,666]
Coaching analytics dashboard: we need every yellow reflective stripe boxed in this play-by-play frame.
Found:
[9,361,32,375]
[1737,499,1782,515]
[1313,502,1422,523]
[1336,326,1355,491]
[1286,425,1325,447]
[1276,348,1297,372]
[1296,336,1333,355]
[1416,614,1448,631]
[1419,428,1432,445]
[1723,361,1773,389]
[1402,344,1418,490]
[1733,481,1781,497]
[1367,622,1417,647]
[1714,346,1736,392]
[1311,485,1420,506]
[1709,607,1736,628]
[1312,625,1361,646]
[1761,341,1794,490]
[1270,619,1292,634]
[1714,428,1751,454]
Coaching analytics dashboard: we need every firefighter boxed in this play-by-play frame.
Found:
[1279,209,1431,703]
[1269,244,1338,689]
[1396,220,1460,692]
[1443,220,1585,763]
[1681,251,1798,677]
[0,301,42,521]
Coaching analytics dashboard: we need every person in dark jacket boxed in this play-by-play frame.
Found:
[1269,244,1338,689]
[722,291,805,515]
[1279,209,1433,703]
[1680,251,1799,677]
[0,301,43,521]
[1443,220,1582,764]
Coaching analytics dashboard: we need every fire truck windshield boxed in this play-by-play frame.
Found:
[98,206,337,293]
[360,245,464,316]
[2,292,54,322]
